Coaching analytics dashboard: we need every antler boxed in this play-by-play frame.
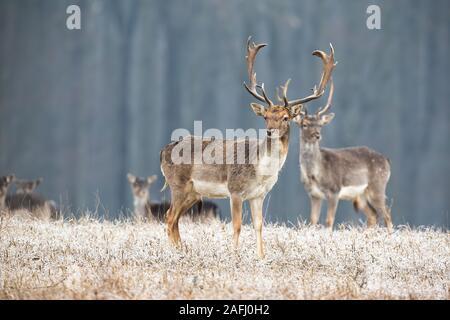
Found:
[317,78,334,116]
[244,36,273,106]
[287,43,337,107]
[278,79,291,108]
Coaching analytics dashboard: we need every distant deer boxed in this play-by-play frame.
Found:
[15,178,43,194]
[160,37,335,258]
[127,173,220,222]
[294,53,393,230]
[0,175,15,211]
[3,176,58,219]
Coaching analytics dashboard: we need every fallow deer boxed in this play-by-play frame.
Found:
[15,178,43,194]
[294,58,393,230]
[127,173,220,222]
[160,37,335,258]
[0,175,15,211]
[4,176,58,219]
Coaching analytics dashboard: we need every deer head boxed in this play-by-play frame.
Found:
[0,175,15,209]
[295,79,335,144]
[127,173,157,202]
[0,175,15,198]
[15,178,43,194]
[244,37,336,138]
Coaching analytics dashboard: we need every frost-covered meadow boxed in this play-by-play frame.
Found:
[0,211,448,299]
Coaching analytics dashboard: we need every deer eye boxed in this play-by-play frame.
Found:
[283,116,289,121]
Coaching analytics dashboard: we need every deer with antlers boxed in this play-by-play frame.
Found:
[160,37,335,258]
[293,46,393,231]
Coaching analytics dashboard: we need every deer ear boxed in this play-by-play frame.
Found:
[288,105,302,119]
[293,109,307,124]
[7,175,15,183]
[127,173,136,183]
[320,113,335,125]
[147,175,157,184]
[250,103,266,117]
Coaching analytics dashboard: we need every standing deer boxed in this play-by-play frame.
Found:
[160,37,334,258]
[294,50,393,230]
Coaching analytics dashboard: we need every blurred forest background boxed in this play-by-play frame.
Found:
[0,0,449,227]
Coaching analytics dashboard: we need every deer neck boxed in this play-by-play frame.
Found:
[259,127,290,172]
[133,195,149,217]
[261,127,290,158]
[300,136,322,176]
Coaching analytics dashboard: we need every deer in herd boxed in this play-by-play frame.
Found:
[127,173,220,222]
[293,48,393,231]
[0,175,58,219]
[0,175,15,211]
[15,178,43,194]
[160,37,335,258]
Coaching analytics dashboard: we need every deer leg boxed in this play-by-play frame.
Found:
[309,195,322,225]
[166,193,199,247]
[230,194,243,249]
[356,195,378,227]
[166,201,182,247]
[249,197,265,259]
[325,195,339,230]
[369,194,393,233]
[362,205,378,227]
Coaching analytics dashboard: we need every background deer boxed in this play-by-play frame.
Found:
[0,175,15,211]
[2,176,59,219]
[127,173,220,222]
[15,178,43,194]
[294,55,393,230]
[160,37,334,258]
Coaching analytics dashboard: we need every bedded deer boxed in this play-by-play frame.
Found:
[127,173,220,222]
[160,37,335,258]
[1,176,58,219]
[294,62,393,231]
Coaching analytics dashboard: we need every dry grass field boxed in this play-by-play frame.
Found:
[0,210,448,300]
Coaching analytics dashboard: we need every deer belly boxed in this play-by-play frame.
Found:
[192,180,230,198]
[338,184,368,200]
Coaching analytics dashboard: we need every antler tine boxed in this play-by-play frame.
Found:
[279,78,291,108]
[256,83,273,106]
[243,36,273,106]
[287,43,337,107]
[317,78,334,116]
[312,43,337,96]
[276,87,283,104]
